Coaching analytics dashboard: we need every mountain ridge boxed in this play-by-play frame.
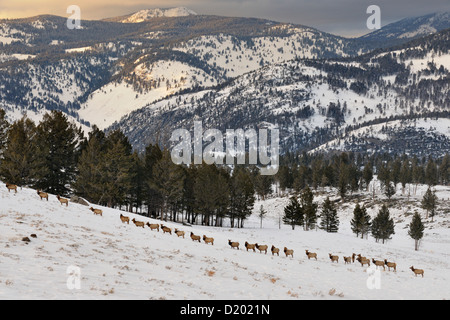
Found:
[0,10,449,157]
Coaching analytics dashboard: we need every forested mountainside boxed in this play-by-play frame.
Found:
[0,9,449,157]
[110,27,450,156]
[361,12,450,43]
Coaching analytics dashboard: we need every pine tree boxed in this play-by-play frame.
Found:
[72,133,105,204]
[254,173,272,200]
[371,204,395,244]
[425,158,438,186]
[283,195,303,230]
[351,203,363,237]
[0,109,9,156]
[337,162,349,199]
[152,150,186,222]
[36,111,83,196]
[229,167,255,228]
[0,116,47,186]
[421,187,438,221]
[439,154,449,185]
[362,162,373,191]
[359,205,372,239]
[143,143,163,218]
[384,180,396,199]
[320,197,339,232]
[101,134,135,208]
[408,211,425,251]
[301,186,318,231]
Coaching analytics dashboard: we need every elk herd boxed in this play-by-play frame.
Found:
[5,183,426,278]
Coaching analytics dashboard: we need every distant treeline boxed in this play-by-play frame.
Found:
[0,109,448,228]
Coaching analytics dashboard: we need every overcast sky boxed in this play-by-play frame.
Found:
[1,0,449,36]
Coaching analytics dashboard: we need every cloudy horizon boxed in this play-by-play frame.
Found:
[0,0,449,37]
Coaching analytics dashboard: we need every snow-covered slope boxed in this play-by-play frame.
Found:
[361,12,450,42]
[1,181,449,299]
[311,118,450,157]
[121,7,197,23]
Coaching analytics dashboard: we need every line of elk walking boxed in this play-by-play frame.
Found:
[124,215,420,276]
[5,184,424,278]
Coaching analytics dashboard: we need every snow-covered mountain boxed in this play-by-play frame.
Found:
[0,10,449,156]
[120,7,197,23]
[361,12,450,43]
[1,179,449,299]
[110,28,450,155]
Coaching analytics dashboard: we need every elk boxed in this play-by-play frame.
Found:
[90,207,103,216]
[228,240,239,250]
[305,250,317,260]
[190,232,201,242]
[203,235,214,245]
[37,190,48,201]
[343,256,352,264]
[357,256,370,267]
[245,241,256,252]
[146,222,159,232]
[120,214,130,224]
[132,218,145,228]
[161,225,172,235]
[410,266,424,277]
[384,259,397,272]
[284,247,294,258]
[255,244,268,254]
[6,183,17,193]
[174,229,185,238]
[271,245,280,256]
[329,254,339,263]
[372,258,385,271]
[57,195,69,207]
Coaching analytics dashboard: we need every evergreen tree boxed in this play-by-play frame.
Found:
[320,197,339,232]
[408,211,425,251]
[254,173,272,200]
[152,150,186,221]
[301,186,318,231]
[0,109,9,157]
[276,165,292,192]
[359,205,372,239]
[351,203,363,237]
[143,143,163,218]
[371,204,395,244]
[72,133,105,204]
[399,158,411,194]
[73,128,134,209]
[362,161,373,191]
[384,180,396,199]
[36,111,83,195]
[193,163,229,226]
[425,158,438,186]
[229,167,255,228]
[337,162,349,199]
[439,154,449,185]
[283,195,303,230]
[0,116,46,186]
[101,133,135,208]
[421,187,438,221]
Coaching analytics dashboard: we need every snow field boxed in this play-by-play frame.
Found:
[0,182,449,300]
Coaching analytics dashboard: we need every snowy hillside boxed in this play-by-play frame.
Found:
[112,35,450,154]
[311,118,450,157]
[0,181,449,300]
[361,12,450,42]
[121,8,197,23]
